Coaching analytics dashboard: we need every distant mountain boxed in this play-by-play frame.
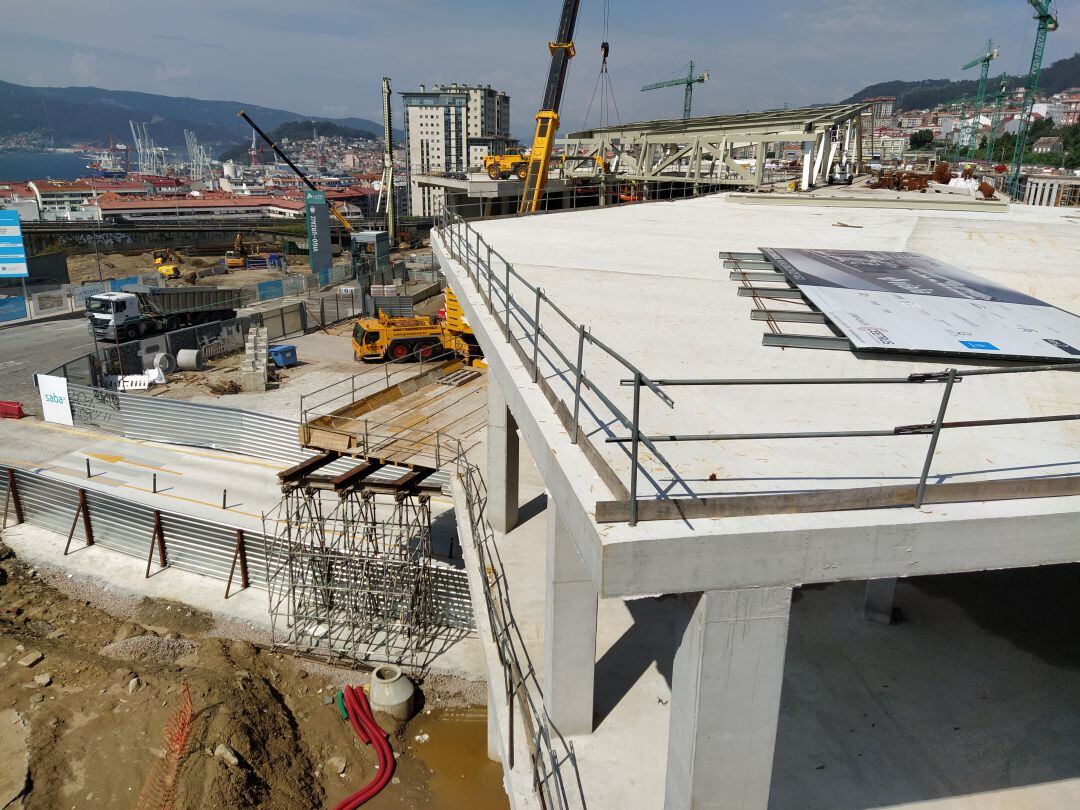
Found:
[842,51,1080,112]
[0,81,399,149]
[218,120,378,162]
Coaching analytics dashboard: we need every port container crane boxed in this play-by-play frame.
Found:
[961,40,998,160]
[640,61,709,120]
[1007,1,1058,197]
[238,110,353,232]
[518,0,583,215]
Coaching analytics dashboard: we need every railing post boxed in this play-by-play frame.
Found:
[487,248,493,304]
[503,261,511,340]
[914,367,956,508]
[532,288,542,382]
[629,371,642,527]
[571,325,586,444]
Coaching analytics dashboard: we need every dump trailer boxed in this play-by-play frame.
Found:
[86,284,245,341]
[351,288,481,364]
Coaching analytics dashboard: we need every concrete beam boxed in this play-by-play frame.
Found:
[665,586,792,810]
[599,504,1080,598]
[487,381,520,535]
[544,499,598,735]
[864,577,899,625]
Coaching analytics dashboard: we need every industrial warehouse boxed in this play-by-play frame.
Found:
[1,1,1079,809]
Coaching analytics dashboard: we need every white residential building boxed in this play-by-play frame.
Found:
[402,83,513,217]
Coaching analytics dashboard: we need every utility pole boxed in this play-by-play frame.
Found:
[641,62,709,119]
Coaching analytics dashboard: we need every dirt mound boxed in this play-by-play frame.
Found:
[0,542,502,810]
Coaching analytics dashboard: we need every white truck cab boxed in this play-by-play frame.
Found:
[86,292,142,337]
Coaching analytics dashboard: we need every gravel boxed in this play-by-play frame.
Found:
[99,636,197,665]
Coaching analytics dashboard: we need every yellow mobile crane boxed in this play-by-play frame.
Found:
[518,0,582,214]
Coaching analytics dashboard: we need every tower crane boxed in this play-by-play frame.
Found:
[518,0,582,215]
[238,110,353,232]
[377,77,396,244]
[1007,0,1058,197]
[640,61,709,120]
[986,78,1010,162]
[961,40,998,159]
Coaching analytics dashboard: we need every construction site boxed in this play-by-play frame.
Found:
[2,1,1080,809]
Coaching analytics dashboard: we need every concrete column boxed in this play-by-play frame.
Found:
[486,382,519,534]
[813,130,832,185]
[864,577,899,625]
[543,499,597,736]
[800,139,815,190]
[487,678,502,762]
[665,586,793,810]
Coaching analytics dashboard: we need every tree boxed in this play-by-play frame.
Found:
[909,129,934,149]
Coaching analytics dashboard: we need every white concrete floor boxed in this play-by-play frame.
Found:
[467,195,1080,502]
[477,442,1080,810]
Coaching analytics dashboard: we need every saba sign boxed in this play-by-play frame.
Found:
[305,191,332,274]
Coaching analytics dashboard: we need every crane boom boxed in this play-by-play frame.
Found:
[518,0,582,215]
[377,77,396,244]
[641,61,709,119]
[1007,1,1058,197]
[238,110,353,232]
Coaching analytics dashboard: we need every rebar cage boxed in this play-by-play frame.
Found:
[264,485,434,670]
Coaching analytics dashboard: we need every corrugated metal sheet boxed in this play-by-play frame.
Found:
[1,466,472,629]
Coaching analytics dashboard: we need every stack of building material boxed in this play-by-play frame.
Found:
[240,326,270,392]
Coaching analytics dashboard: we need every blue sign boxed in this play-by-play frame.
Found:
[0,210,29,279]
[305,191,332,274]
[959,340,999,351]
[0,296,28,323]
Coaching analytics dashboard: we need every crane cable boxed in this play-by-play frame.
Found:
[581,0,621,130]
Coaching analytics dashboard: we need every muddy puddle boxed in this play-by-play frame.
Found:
[360,706,508,809]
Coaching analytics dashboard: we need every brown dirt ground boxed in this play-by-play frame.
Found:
[0,540,505,810]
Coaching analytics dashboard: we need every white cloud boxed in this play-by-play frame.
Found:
[70,51,98,84]
[153,64,192,82]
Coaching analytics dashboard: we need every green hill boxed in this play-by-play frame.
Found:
[0,81,396,149]
[842,51,1080,112]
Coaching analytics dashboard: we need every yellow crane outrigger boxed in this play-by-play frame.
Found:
[518,0,582,215]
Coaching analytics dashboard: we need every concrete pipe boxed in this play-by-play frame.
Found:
[151,352,177,374]
[368,665,415,720]
[176,348,205,371]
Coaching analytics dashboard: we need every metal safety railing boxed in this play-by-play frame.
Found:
[435,208,1080,526]
[456,453,583,810]
[436,206,682,525]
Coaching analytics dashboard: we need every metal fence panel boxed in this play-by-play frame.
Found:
[1,467,471,629]
[67,384,124,432]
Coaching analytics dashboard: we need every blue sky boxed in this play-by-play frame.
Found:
[1,0,1077,140]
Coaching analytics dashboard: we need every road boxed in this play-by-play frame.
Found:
[0,317,98,416]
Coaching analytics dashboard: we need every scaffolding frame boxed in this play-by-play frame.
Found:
[264,483,434,670]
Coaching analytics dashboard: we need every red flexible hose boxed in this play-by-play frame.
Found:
[332,686,396,810]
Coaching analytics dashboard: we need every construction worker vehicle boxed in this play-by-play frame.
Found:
[483,150,529,181]
[225,234,248,269]
[351,289,481,364]
[86,284,244,341]
[153,248,184,279]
